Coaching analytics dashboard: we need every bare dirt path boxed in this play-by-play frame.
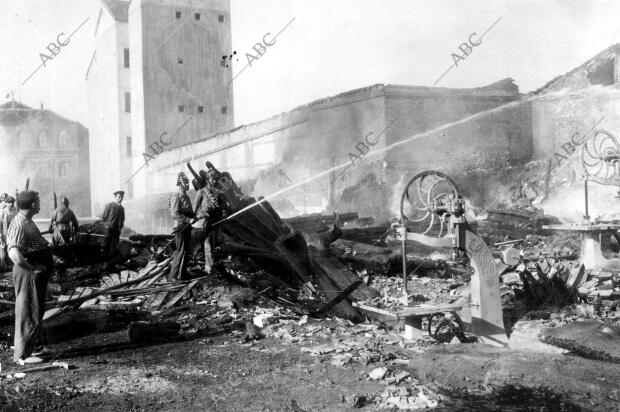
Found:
[1,322,619,411]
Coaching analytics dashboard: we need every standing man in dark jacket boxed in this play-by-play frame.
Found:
[169,173,195,280]
[49,197,79,246]
[194,169,223,274]
[7,191,54,364]
[101,191,125,257]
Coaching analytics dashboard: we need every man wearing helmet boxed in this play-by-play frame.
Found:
[169,172,195,280]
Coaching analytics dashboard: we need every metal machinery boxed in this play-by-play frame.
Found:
[582,130,620,220]
[544,130,620,271]
[394,171,508,346]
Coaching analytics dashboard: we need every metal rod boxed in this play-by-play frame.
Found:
[493,238,524,247]
[584,178,590,221]
[401,228,408,305]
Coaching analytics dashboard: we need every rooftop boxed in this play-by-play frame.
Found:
[101,0,131,22]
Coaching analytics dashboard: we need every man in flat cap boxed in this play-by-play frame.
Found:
[169,172,195,280]
[100,191,125,258]
[49,197,79,246]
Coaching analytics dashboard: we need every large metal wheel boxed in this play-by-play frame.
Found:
[400,171,460,237]
[582,130,620,183]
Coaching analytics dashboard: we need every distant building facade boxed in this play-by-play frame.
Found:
[86,0,233,216]
[0,101,90,217]
[86,0,620,232]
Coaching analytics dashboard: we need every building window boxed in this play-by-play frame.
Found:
[220,59,225,67]
[219,15,225,22]
[197,106,204,113]
[124,48,130,68]
[0,136,5,146]
[175,11,181,19]
[126,136,132,156]
[125,92,131,113]
[178,105,185,113]
[58,131,68,147]
[12,132,21,148]
[177,57,183,64]
[37,131,48,148]
[58,161,69,177]
[195,13,200,20]
[221,106,227,114]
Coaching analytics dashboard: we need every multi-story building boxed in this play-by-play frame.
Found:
[86,0,233,216]
[0,100,90,217]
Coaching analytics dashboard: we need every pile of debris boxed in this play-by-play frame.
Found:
[497,240,619,315]
[476,208,561,243]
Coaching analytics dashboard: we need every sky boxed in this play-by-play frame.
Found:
[1,0,619,128]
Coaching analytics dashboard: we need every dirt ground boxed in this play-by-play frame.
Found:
[1,312,619,412]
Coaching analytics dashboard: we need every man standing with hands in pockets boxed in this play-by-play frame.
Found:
[7,190,54,364]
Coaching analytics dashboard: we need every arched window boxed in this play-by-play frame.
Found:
[38,131,48,148]
[58,131,68,147]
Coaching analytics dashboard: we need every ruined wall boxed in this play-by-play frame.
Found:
[530,86,620,221]
[536,45,620,94]
[330,81,525,221]
[128,82,523,233]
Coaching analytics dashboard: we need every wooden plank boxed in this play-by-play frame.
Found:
[157,257,172,267]
[135,266,166,288]
[161,280,199,310]
[352,302,462,318]
[311,255,379,302]
[100,275,117,288]
[46,268,167,310]
[314,280,362,314]
[109,284,184,297]
[331,238,392,255]
[137,261,158,278]
[118,271,131,284]
[145,292,169,311]
[142,271,166,288]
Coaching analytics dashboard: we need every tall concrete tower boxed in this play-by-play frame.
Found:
[87,0,233,214]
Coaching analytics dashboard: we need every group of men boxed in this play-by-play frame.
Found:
[168,168,223,280]
[4,166,222,365]
[2,189,126,365]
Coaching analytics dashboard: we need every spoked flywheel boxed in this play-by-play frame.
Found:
[400,171,460,237]
[582,130,620,184]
